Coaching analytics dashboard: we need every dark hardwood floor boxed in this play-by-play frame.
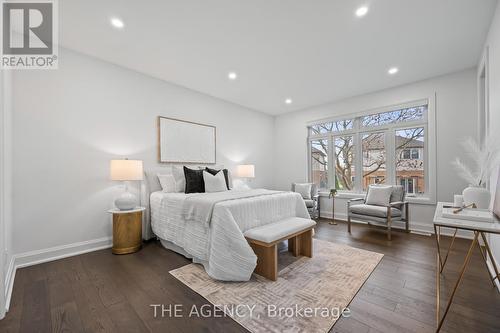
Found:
[1,219,499,333]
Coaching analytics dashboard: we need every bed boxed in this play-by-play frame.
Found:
[141,167,309,281]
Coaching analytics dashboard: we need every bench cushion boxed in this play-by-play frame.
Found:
[244,217,316,244]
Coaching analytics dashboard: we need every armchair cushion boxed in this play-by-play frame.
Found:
[365,185,393,206]
[390,185,405,208]
[304,199,315,208]
[349,204,402,218]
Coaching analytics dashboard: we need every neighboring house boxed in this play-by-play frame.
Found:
[362,135,424,194]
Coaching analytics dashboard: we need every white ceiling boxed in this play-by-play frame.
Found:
[60,0,498,115]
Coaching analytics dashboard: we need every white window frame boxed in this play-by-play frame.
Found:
[307,97,436,204]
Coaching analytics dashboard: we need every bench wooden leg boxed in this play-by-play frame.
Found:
[250,243,277,281]
[288,237,300,257]
[298,229,313,258]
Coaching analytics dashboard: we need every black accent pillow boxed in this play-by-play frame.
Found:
[184,167,205,193]
[205,167,230,190]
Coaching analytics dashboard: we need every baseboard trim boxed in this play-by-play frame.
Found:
[4,237,112,311]
[4,256,15,311]
[320,212,474,239]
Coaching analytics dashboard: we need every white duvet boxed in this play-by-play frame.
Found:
[150,189,309,281]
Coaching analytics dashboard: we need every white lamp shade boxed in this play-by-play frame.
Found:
[236,164,255,178]
[110,159,143,181]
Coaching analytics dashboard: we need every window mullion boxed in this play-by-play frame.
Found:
[353,117,363,193]
[386,129,396,186]
[328,135,335,190]
[353,132,361,193]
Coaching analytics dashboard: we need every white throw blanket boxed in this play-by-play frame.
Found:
[183,189,283,224]
[150,189,310,281]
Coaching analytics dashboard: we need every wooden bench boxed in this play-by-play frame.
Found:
[244,217,316,281]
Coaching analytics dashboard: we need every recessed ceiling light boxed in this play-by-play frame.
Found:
[355,6,369,17]
[228,72,237,80]
[110,17,125,29]
[285,98,293,105]
[388,67,399,75]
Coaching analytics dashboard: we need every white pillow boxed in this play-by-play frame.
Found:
[203,170,228,193]
[295,183,312,200]
[365,185,392,206]
[172,166,186,192]
[157,174,176,193]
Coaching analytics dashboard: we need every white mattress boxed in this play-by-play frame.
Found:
[150,190,309,281]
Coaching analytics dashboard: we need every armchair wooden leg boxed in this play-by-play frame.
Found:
[347,201,352,233]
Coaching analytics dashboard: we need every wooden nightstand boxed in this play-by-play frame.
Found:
[107,207,145,254]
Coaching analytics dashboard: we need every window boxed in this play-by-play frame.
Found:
[400,177,417,194]
[310,139,328,189]
[308,102,429,198]
[362,132,386,190]
[401,148,420,160]
[396,127,425,194]
[361,106,425,127]
[334,136,354,190]
[310,120,353,134]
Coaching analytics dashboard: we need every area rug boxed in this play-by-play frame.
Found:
[170,239,383,333]
[169,239,383,333]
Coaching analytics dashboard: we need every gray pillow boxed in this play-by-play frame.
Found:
[365,185,392,206]
[295,183,312,200]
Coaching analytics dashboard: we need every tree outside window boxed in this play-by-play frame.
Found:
[362,132,386,190]
[310,139,328,189]
[334,136,354,190]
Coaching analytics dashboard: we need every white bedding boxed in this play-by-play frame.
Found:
[150,189,309,281]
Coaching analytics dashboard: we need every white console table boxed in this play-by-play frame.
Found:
[433,202,500,332]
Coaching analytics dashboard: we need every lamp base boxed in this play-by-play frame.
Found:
[115,191,137,210]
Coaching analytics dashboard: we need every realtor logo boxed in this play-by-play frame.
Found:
[1,0,58,69]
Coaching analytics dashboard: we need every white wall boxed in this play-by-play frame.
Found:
[481,2,500,279]
[0,69,13,318]
[11,48,275,255]
[0,71,5,319]
[274,69,478,233]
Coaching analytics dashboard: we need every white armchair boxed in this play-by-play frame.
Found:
[347,185,409,240]
[291,183,319,219]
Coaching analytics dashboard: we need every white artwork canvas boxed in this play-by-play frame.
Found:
[158,117,216,164]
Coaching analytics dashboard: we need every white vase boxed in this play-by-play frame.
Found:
[462,185,491,209]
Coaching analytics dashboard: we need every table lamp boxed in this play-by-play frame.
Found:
[236,164,255,178]
[235,164,255,189]
[110,159,143,210]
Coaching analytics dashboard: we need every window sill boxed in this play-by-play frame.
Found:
[318,191,362,199]
[318,191,436,205]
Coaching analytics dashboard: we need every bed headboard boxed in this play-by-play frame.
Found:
[141,166,172,240]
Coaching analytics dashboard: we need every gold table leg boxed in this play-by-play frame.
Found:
[434,224,440,327]
[436,231,479,332]
[480,232,500,284]
[440,228,457,273]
